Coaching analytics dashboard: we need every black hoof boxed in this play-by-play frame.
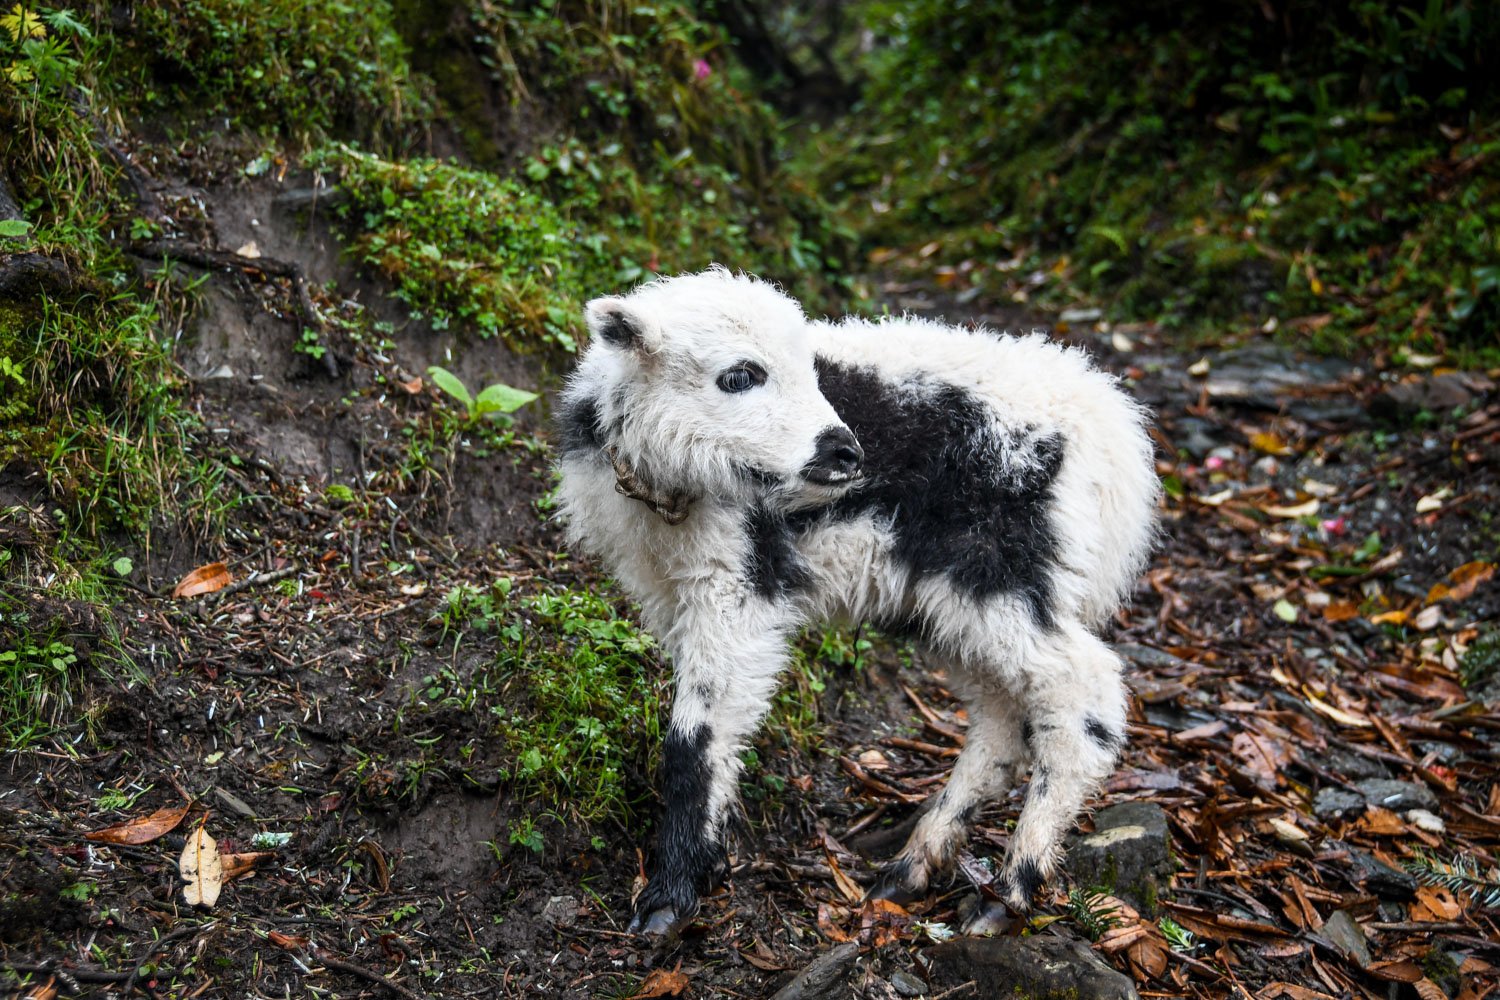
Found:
[627,903,689,938]
[960,898,1017,937]
[867,878,921,907]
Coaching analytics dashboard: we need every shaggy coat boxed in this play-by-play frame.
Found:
[555,268,1158,935]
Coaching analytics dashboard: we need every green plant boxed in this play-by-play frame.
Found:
[1158,915,1197,952]
[426,366,538,423]
[0,617,80,750]
[491,585,663,827]
[508,816,545,855]
[1459,631,1500,690]
[1066,886,1120,941]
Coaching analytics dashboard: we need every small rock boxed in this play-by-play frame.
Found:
[1355,778,1438,812]
[1066,801,1173,915]
[1320,910,1371,968]
[1371,372,1493,420]
[1406,809,1445,834]
[1312,787,1365,820]
[889,969,927,997]
[1340,844,1417,899]
[201,364,235,380]
[1321,747,1390,781]
[769,942,859,1000]
[539,894,579,929]
[928,933,1139,1000]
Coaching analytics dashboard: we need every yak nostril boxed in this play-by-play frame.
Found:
[833,443,862,471]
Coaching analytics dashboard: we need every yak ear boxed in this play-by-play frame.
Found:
[585,297,663,354]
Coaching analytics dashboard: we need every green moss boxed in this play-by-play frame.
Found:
[313,144,596,351]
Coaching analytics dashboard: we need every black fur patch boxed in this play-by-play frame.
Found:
[1021,719,1036,753]
[1004,857,1045,903]
[1030,768,1050,797]
[1084,716,1123,753]
[557,395,603,457]
[798,358,1066,627]
[744,504,812,600]
[596,307,643,348]
[642,724,728,915]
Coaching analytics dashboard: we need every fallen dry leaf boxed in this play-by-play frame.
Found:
[173,561,232,599]
[21,977,57,1000]
[180,822,224,908]
[85,802,191,845]
[1233,730,1291,789]
[633,964,690,998]
[1262,499,1320,518]
[825,849,864,906]
[221,850,276,881]
[268,931,310,951]
[1250,431,1295,456]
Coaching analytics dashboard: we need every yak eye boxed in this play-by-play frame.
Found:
[716,363,766,394]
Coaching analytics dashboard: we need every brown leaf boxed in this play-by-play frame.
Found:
[1232,730,1291,789]
[1415,979,1449,1000]
[1412,885,1463,922]
[221,851,275,881]
[85,803,191,845]
[173,561,232,599]
[633,965,690,998]
[1444,561,1495,602]
[1368,960,1426,983]
[1323,601,1360,622]
[268,930,310,951]
[825,849,864,905]
[22,976,57,1000]
[816,902,853,943]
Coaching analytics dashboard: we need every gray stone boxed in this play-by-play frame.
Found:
[1066,801,1173,915]
[1340,844,1417,899]
[1372,372,1492,420]
[889,969,927,997]
[539,894,579,929]
[1200,345,1359,407]
[1322,747,1390,781]
[1355,778,1438,813]
[769,942,859,1000]
[1320,910,1371,969]
[928,933,1139,1000]
[1312,787,1365,820]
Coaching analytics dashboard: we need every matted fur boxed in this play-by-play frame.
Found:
[555,267,1159,934]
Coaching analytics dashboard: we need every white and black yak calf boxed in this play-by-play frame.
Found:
[554,268,1158,936]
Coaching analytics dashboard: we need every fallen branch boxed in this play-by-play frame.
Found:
[129,238,338,378]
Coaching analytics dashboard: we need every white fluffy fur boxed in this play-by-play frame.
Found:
[556,268,1158,928]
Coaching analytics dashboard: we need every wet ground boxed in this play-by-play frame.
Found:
[2,175,1498,999]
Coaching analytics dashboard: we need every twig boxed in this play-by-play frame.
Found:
[123,924,201,997]
[209,565,299,602]
[312,949,427,1000]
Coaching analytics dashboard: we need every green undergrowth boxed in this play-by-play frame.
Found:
[805,0,1500,362]
[312,145,597,351]
[437,581,664,830]
[110,0,429,146]
[1,7,211,543]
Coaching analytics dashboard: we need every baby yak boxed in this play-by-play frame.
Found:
[555,268,1158,936]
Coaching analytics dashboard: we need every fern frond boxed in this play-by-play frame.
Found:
[1404,849,1500,909]
[1067,887,1121,941]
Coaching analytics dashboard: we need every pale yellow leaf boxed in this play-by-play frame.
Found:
[180,823,223,908]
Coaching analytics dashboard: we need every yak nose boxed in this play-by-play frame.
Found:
[804,426,863,484]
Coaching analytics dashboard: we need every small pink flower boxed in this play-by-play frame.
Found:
[1205,455,1225,470]
[693,59,712,81]
[1320,517,1347,536]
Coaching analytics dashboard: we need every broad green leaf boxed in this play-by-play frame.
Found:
[475,382,539,415]
[426,366,473,412]
[112,556,133,576]
[0,219,32,238]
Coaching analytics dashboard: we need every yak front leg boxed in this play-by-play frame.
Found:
[628,626,789,936]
